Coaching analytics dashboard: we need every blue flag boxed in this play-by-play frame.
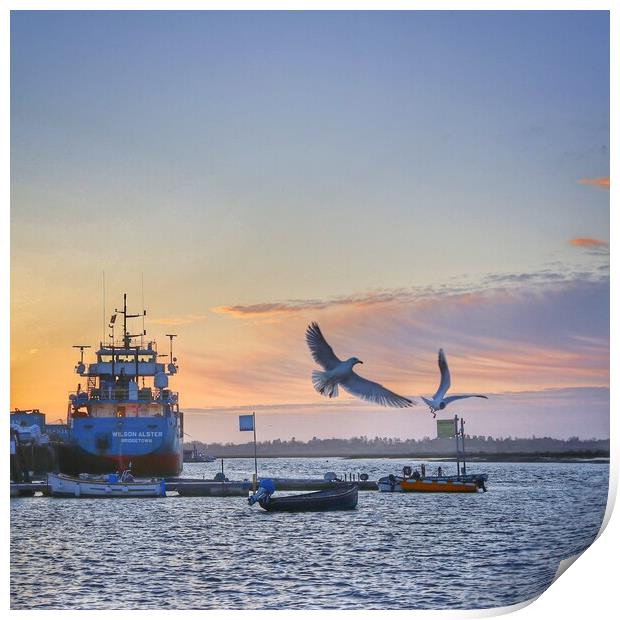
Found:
[239,414,255,432]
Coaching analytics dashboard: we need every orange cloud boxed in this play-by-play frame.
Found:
[212,302,321,317]
[212,291,414,318]
[569,237,609,249]
[578,177,610,189]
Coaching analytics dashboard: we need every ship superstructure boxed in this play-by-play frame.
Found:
[58,294,183,476]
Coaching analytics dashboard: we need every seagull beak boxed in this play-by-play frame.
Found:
[357,360,364,365]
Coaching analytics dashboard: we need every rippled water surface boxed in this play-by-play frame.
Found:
[11,459,608,610]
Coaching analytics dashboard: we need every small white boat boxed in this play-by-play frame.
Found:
[48,472,166,498]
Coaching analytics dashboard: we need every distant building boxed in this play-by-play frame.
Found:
[44,424,70,442]
[10,409,46,430]
[10,409,70,442]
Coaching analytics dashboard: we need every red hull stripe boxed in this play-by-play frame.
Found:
[58,448,182,476]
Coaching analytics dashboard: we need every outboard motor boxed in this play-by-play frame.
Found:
[248,478,276,506]
[402,465,412,479]
[388,473,398,491]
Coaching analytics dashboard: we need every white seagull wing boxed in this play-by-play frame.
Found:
[443,394,488,405]
[341,371,413,408]
[305,322,341,370]
[433,348,451,400]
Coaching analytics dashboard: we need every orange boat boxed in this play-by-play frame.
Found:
[400,478,481,493]
[378,473,487,493]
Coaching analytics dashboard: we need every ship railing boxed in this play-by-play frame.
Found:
[69,388,179,404]
[97,338,160,352]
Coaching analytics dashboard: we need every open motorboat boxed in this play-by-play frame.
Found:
[378,473,487,493]
[248,478,358,512]
[378,465,487,493]
[48,471,166,498]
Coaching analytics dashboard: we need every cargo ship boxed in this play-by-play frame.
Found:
[58,294,183,476]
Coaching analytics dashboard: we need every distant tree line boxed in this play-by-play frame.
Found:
[185,435,610,458]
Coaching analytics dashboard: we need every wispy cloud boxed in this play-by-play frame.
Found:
[578,176,610,189]
[212,301,332,317]
[211,290,425,318]
[211,265,607,319]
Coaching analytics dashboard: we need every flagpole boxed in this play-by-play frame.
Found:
[454,414,460,481]
[461,417,466,476]
[252,411,258,492]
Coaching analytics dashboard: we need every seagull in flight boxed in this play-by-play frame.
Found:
[422,348,488,417]
[305,322,413,408]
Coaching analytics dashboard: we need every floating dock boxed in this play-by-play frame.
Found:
[171,477,378,495]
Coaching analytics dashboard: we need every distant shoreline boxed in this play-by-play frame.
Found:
[343,452,610,463]
[192,451,609,463]
[191,438,610,462]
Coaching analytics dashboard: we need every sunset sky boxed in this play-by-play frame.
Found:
[10,11,609,441]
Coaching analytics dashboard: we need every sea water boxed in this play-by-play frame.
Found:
[10,459,608,610]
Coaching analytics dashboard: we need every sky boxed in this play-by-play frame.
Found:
[10,11,609,441]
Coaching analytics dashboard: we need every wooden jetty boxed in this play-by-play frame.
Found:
[172,477,377,495]
[10,482,50,497]
[174,480,251,496]
[267,477,377,491]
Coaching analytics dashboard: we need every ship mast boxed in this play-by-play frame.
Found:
[115,293,146,348]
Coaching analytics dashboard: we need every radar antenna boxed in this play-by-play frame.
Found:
[73,345,91,374]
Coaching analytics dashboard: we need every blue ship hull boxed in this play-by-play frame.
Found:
[58,415,183,476]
